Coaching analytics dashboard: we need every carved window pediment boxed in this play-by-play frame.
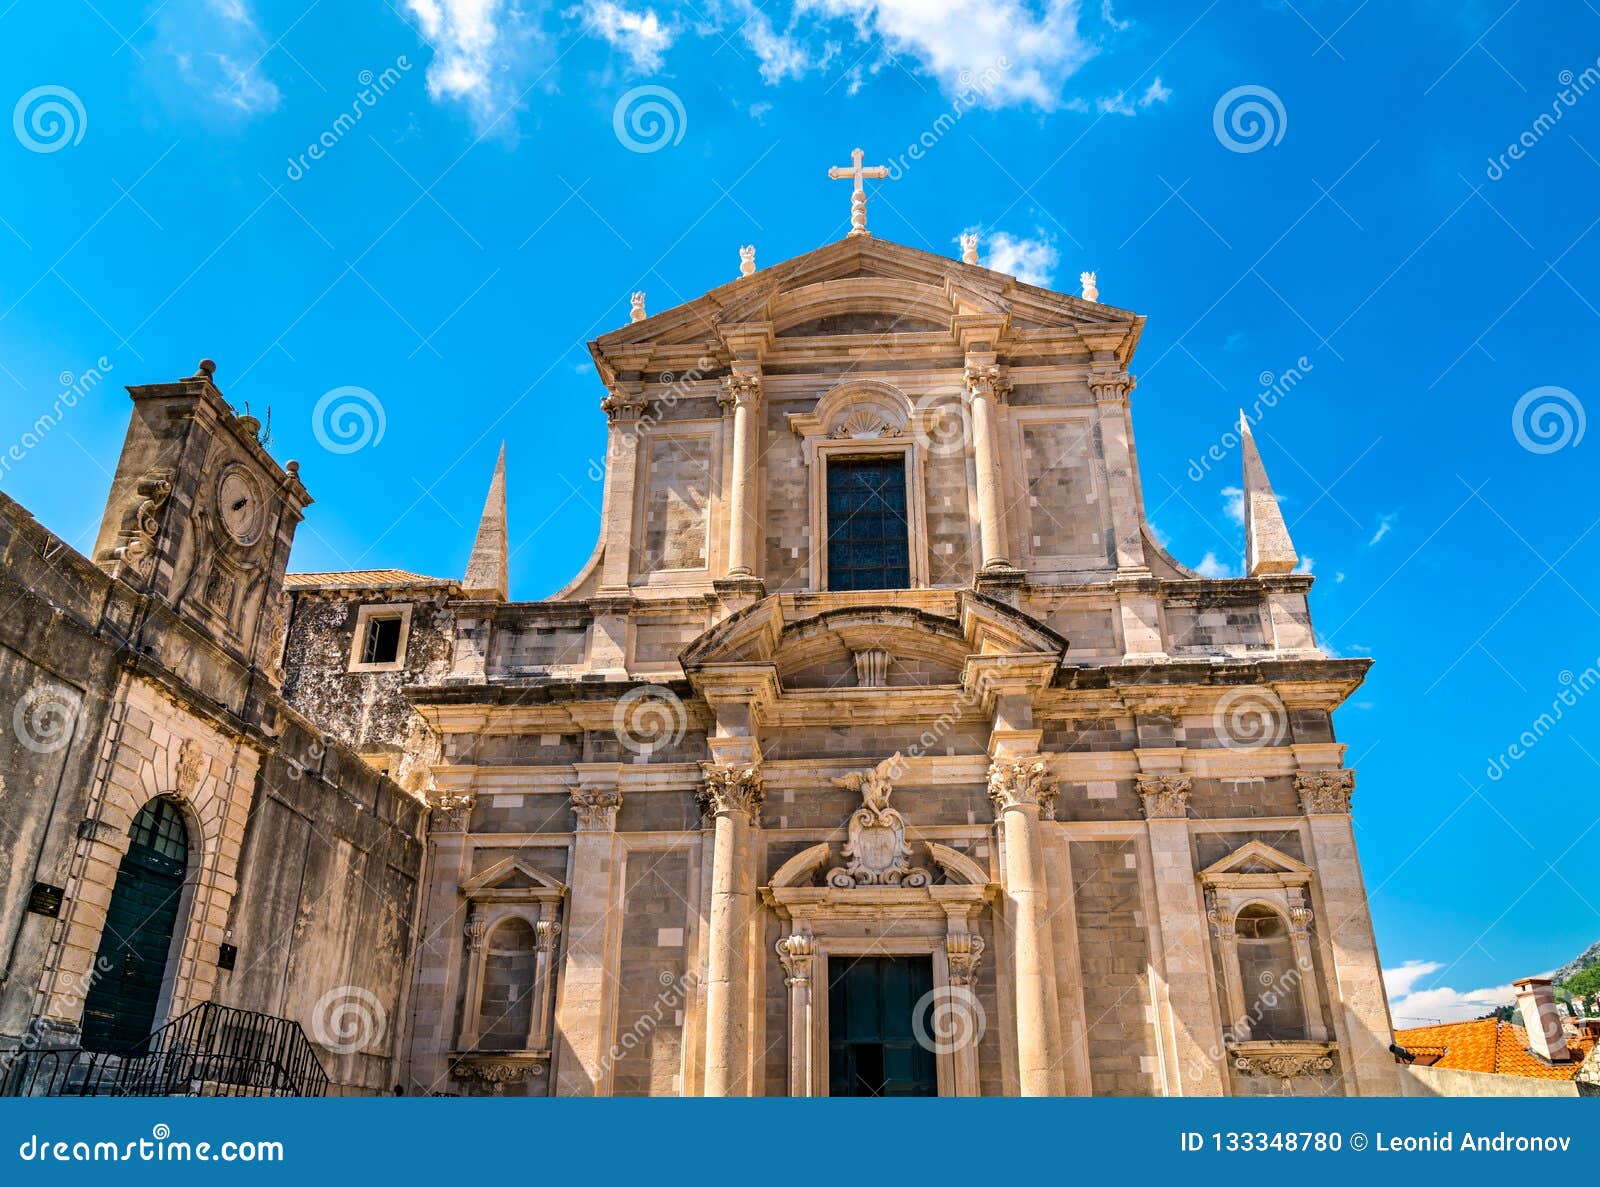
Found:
[1199,839,1313,890]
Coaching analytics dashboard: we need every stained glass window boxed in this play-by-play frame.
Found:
[826,457,910,591]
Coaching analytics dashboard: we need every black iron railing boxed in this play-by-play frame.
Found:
[1,1002,330,1098]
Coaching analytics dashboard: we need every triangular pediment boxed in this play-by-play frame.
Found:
[589,236,1142,371]
[461,857,566,898]
[1199,840,1313,883]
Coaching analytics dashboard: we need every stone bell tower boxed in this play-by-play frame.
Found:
[91,359,311,682]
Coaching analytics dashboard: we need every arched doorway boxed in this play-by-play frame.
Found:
[80,797,190,1053]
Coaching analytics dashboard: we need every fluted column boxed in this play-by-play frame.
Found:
[700,761,763,1095]
[965,362,1011,570]
[721,371,762,577]
[988,757,1062,1095]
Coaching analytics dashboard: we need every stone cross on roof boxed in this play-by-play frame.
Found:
[827,147,890,237]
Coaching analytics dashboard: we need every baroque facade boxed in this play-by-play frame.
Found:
[0,214,1400,1097]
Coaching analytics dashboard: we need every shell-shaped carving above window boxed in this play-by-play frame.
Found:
[829,409,903,440]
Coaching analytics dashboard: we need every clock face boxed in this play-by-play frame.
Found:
[217,469,265,547]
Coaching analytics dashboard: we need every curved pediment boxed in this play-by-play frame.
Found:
[681,593,1066,692]
[768,277,957,337]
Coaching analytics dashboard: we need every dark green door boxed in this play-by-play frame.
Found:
[81,798,189,1053]
[828,956,937,1097]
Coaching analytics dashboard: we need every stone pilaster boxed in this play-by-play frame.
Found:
[1089,367,1147,574]
[775,931,814,1097]
[598,382,646,593]
[1135,770,1226,1095]
[1295,768,1399,1094]
[988,757,1063,1095]
[700,761,763,1096]
[553,766,623,1096]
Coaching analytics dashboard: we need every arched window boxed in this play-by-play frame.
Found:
[476,918,538,1051]
[1233,905,1307,1041]
[81,798,190,1052]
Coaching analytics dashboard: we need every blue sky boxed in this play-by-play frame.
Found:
[1,0,1597,1024]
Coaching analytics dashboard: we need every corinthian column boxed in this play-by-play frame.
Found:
[965,361,1011,570]
[721,371,762,577]
[988,757,1062,1095]
[700,761,763,1096]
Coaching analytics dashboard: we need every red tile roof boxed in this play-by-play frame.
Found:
[1394,1018,1595,1081]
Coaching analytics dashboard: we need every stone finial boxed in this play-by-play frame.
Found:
[960,231,979,265]
[827,147,890,237]
[739,244,756,277]
[629,291,646,322]
[463,443,509,600]
[1239,412,1300,577]
[1080,271,1098,302]
[194,358,217,379]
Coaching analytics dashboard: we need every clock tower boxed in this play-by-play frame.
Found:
[92,359,312,684]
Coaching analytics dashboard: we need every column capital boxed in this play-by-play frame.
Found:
[465,914,488,946]
[1088,367,1136,404]
[1295,768,1355,815]
[775,933,813,986]
[600,382,648,421]
[987,756,1057,819]
[718,370,762,413]
[571,786,622,831]
[963,362,1011,404]
[1136,772,1194,820]
[429,790,476,834]
[700,761,764,818]
[535,920,562,951]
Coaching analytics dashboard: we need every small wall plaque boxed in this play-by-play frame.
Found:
[217,943,238,971]
[27,883,64,918]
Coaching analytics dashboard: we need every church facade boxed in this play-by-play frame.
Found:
[0,212,1399,1097]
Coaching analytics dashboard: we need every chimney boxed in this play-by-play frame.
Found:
[1513,977,1570,1062]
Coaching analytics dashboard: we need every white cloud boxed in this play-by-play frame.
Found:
[1195,551,1235,579]
[729,0,816,83]
[984,230,1058,286]
[797,0,1099,110]
[1369,511,1398,546]
[1099,0,1130,32]
[1294,555,1314,574]
[578,1,676,71]
[1140,76,1171,106]
[1221,484,1245,525]
[407,0,545,129]
[154,2,281,119]
[1384,960,1520,1026]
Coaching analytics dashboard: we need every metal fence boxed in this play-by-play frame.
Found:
[1,1002,330,1098]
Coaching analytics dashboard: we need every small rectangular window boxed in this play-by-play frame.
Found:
[362,615,404,666]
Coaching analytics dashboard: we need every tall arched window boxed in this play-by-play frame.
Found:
[1233,905,1307,1041]
[81,798,190,1052]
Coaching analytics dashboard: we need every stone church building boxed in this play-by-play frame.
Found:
[0,181,1399,1097]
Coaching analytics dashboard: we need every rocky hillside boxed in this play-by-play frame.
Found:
[1556,939,1600,985]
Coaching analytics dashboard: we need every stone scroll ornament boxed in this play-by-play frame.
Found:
[827,753,930,888]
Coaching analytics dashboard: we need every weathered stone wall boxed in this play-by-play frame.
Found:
[1069,838,1159,1095]
[280,589,457,794]
[640,435,713,574]
[213,706,425,1096]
